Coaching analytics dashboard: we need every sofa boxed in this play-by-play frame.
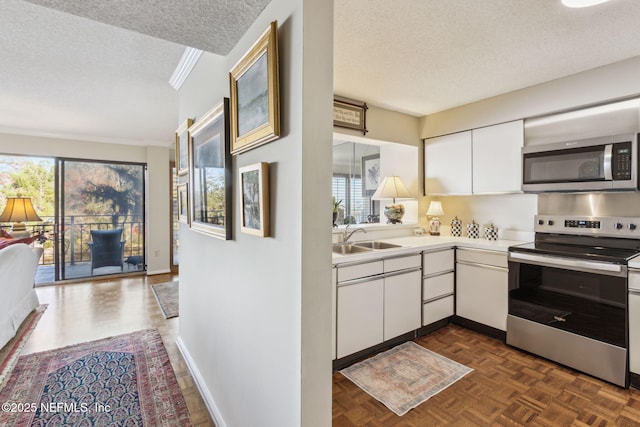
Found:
[0,243,41,350]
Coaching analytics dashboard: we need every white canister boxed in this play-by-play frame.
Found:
[484,223,499,240]
[466,220,479,239]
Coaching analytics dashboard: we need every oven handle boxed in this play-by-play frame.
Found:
[508,251,627,277]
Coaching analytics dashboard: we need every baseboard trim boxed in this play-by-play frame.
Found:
[451,316,506,341]
[146,269,171,276]
[176,336,227,427]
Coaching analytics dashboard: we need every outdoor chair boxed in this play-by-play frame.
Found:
[87,229,125,274]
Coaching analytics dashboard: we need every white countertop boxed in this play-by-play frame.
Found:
[332,235,529,265]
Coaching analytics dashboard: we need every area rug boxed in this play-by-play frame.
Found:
[0,329,192,426]
[340,341,473,416]
[152,281,179,319]
[0,304,47,393]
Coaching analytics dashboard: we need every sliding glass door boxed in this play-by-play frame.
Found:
[0,155,147,283]
[56,159,146,281]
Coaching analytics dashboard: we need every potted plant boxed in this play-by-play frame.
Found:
[332,197,342,227]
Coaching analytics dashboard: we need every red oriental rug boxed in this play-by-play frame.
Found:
[0,304,47,393]
[0,329,192,426]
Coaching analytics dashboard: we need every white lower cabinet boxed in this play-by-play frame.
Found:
[384,269,422,340]
[336,254,421,359]
[422,249,455,326]
[337,277,384,359]
[629,271,640,375]
[331,267,337,360]
[456,248,508,331]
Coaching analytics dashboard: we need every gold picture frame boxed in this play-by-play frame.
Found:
[188,98,232,240]
[175,118,193,176]
[230,21,280,155]
[239,162,270,237]
[177,182,189,224]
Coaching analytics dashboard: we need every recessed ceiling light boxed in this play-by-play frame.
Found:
[562,0,610,8]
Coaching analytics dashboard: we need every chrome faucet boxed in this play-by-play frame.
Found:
[342,224,367,243]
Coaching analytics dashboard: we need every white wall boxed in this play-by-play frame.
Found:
[145,146,171,274]
[176,0,333,426]
[334,104,420,147]
[0,133,172,274]
[379,143,419,224]
[421,194,537,240]
[419,56,640,138]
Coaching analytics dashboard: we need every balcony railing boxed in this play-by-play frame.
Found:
[3,215,144,266]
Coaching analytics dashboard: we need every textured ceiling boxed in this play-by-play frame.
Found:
[334,0,640,116]
[3,0,640,147]
[0,0,269,147]
[21,0,270,55]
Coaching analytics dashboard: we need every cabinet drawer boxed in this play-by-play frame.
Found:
[423,295,454,326]
[423,272,454,301]
[423,249,454,275]
[384,254,421,273]
[337,260,383,283]
[457,248,507,268]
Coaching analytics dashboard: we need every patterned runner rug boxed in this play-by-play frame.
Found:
[0,304,47,393]
[0,329,192,426]
[152,281,179,319]
[340,341,473,416]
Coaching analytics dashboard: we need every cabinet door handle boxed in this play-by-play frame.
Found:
[457,260,507,272]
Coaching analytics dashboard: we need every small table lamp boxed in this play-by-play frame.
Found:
[0,197,42,232]
[426,201,444,235]
[371,176,413,224]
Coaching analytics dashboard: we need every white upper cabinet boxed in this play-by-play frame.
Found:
[424,131,472,195]
[472,120,524,194]
[424,120,524,195]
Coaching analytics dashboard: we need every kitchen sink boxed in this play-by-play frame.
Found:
[332,243,372,255]
[353,241,402,250]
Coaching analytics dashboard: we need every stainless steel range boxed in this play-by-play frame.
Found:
[507,214,640,387]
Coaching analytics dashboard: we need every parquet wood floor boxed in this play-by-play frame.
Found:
[333,324,640,426]
[22,274,215,427]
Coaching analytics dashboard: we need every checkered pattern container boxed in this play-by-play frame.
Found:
[466,220,480,239]
[451,216,462,237]
[484,223,499,241]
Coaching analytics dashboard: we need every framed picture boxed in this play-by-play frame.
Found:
[239,162,270,237]
[333,98,368,134]
[177,182,189,224]
[230,21,280,155]
[188,98,232,239]
[175,118,193,176]
[362,154,380,196]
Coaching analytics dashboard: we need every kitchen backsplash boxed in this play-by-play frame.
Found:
[419,193,538,238]
[539,192,640,217]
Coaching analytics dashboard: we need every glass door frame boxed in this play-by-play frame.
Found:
[55,157,147,282]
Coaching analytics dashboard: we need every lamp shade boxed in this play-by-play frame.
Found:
[0,197,42,231]
[371,176,413,202]
[426,201,444,217]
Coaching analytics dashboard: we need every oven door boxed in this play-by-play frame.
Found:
[508,251,627,348]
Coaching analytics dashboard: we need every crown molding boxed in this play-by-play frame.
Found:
[169,47,203,90]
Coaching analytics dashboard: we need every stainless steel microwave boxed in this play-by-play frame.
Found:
[522,133,638,192]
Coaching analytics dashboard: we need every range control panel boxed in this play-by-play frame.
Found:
[535,215,640,238]
[565,219,601,229]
